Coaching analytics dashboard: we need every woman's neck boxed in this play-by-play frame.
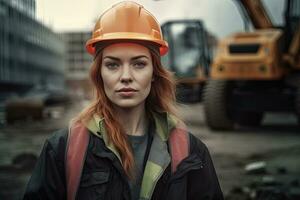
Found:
[113,103,149,136]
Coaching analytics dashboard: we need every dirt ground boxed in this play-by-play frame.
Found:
[178,103,300,198]
[0,102,299,199]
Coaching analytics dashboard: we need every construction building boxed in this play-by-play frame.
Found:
[0,0,65,97]
[61,31,93,99]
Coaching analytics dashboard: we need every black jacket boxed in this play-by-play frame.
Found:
[23,128,224,200]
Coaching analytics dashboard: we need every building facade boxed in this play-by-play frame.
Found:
[0,0,65,96]
[61,32,93,99]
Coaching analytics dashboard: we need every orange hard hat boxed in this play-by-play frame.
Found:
[86,1,169,56]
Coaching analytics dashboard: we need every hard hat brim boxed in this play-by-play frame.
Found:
[86,32,169,56]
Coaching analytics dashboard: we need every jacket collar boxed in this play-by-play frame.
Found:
[84,114,122,163]
[84,111,179,162]
[152,111,178,141]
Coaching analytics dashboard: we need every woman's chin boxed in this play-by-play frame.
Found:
[112,99,144,109]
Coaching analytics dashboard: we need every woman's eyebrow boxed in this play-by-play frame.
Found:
[131,55,149,60]
[103,56,121,61]
[103,55,149,61]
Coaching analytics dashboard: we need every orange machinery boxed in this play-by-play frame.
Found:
[203,0,300,129]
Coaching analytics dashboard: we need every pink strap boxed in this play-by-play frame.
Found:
[169,127,189,173]
[65,122,89,200]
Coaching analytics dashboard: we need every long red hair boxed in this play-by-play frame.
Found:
[76,47,178,177]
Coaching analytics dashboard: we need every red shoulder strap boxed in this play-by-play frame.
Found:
[65,122,90,200]
[169,127,190,173]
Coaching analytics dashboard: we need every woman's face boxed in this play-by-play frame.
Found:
[101,43,153,109]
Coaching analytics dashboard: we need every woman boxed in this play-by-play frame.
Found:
[24,1,223,200]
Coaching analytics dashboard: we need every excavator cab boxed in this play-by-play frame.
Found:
[161,20,212,102]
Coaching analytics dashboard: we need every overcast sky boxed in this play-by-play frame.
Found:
[36,0,284,38]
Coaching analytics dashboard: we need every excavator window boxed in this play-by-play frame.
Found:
[161,20,210,78]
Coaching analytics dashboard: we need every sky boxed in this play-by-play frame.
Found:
[36,0,284,38]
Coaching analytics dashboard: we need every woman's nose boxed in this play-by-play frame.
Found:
[120,65,133,83]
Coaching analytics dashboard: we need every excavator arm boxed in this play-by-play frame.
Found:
[235,0,273,29]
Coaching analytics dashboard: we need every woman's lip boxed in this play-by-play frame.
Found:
[116,88,138,92]
[117,91,136,97]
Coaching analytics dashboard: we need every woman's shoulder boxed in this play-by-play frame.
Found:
[47,128,68,144]
[43,128,69,157]
[187,132,211,157]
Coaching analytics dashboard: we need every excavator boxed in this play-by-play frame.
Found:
[161,20,213,102]
[203,0,300,130]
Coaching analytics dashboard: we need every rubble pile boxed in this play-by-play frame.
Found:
[226,162,300,200]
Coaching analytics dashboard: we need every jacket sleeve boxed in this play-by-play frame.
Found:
[187,134,224,200]
[23,130,67,200]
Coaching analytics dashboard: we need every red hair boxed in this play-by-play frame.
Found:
[76,48,178,177]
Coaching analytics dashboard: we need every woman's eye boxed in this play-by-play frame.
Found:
[105,62,119,70]
[133,61,147,68]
